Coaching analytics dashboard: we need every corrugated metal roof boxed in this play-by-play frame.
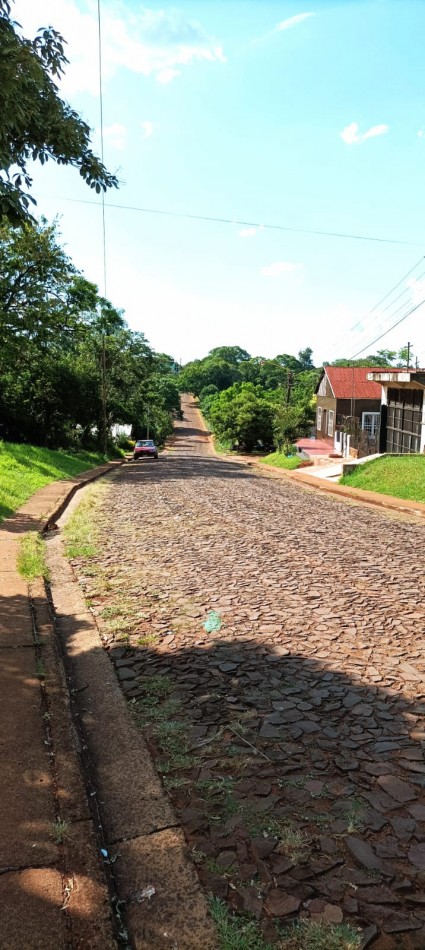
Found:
[324,366,388,399]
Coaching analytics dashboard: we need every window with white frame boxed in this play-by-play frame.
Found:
[362,412,380,436]
[317,407,322,431]
[327,410,334,437]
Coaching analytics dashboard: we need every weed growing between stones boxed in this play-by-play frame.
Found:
[209,897,274,950]
[343,799,366,834]
[137,634,159,646]
[51,818,71,844]
[162,776,190,791]
[276,918,361,950]
[209,897,361,950]
[132,676,195,771]
[35,658,45,679]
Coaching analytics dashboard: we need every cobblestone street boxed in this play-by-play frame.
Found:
[70,400,425,949]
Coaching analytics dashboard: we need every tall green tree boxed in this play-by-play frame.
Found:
[0,0,117,223]
[206,383,275,452]
[0,218,179,447]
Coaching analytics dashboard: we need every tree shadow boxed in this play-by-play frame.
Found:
[126,455,256,483]
[5,572,425,947]
[81,625,425,948]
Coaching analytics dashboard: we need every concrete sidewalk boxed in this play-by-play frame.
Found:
[0,462,121,949]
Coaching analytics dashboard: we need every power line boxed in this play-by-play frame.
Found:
[97,0,107,298]
[36,194,421,247]
[326,255,425,359]
[349,297,425,360]
[380,267,425,315]
[334,293,419,359]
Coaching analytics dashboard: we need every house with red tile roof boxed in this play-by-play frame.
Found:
[315,366,385,447]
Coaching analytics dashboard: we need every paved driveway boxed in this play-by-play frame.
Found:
[72,405,425,949]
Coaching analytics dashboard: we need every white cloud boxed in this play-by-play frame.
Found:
[13,0,225,96]
[261,261,300,278]
[238,227,257,238]
[418,129,425,139]
[340,122,389,145]
[102,122,127,150]
[156,67,180,84]
[140,121,153,139]
[275,13,314,32]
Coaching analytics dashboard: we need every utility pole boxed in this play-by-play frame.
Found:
[101,332,107,455]
[286,372,293,406]
[406,341,411,371]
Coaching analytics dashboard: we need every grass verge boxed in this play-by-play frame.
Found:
[259,452,302,470]
[17,532,50,581]
[63,482,107,558]
[340,454,425,503]
[0,441,113,523]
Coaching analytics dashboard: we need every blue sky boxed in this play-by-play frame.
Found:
[15,0,425,365]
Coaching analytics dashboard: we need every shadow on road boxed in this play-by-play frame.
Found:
[96,629,425,948]
[126,455,255,482]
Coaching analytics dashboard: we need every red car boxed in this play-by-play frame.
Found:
[133,439,158,460]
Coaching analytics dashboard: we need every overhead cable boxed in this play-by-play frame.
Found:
[37,194,421,247]
[348,298,425,360]
[327,255,425,359]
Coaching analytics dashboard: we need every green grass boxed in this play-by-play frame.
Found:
[63,482,107,558]
[209,897,273,950]
[0,441,110,523]
[259,453,302,470]
[209,899,360,950]
[51,818,72,845]
[17,532,50,581]
[340,454,425,503]
[278,919,361,950]
[213,437,236,455]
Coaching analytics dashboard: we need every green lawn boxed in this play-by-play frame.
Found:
[0,442,110,523]
[340,454,425,503]
[259,452,302,470]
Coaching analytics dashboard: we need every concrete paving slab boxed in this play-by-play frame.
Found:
[0,869,69,949]
[0,648,57,866]
[64,820,116,949]
[0,609,34,646]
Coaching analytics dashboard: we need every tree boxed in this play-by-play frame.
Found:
[207,346,251,364]
[397,345,414,368]
[272,404,311,454]
[206,383,275,452]
[331,350,397,368]
[297,347,314,370]
[0,217,98,353]
[0,217,179,447]
[0,0,117,224]
[178,356,241,395]
[275,353,303,373]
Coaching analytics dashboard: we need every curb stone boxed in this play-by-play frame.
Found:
[46,485,218,950]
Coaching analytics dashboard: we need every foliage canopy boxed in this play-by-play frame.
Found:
[0,0,117,223]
